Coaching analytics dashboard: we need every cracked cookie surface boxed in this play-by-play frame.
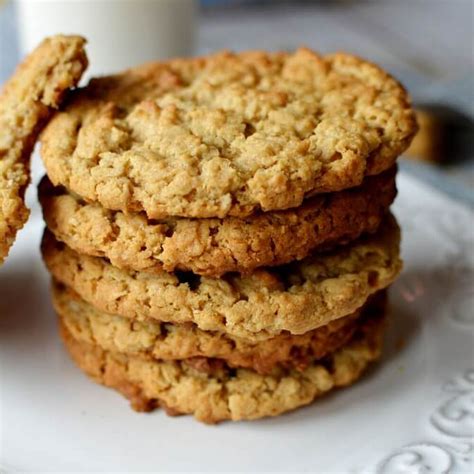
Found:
[40,48,416,219]
[42,214,401,341]
[0,35,87,263]
[61,309,385,423]
[40,167,396,276]
[54,281,385,374]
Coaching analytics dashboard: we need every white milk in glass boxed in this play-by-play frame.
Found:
[16,0,197,78]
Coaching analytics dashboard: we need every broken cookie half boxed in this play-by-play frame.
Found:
[0,35,87,264]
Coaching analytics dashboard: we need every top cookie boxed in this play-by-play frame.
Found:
[41,48,417,219]
[0,35,87,263]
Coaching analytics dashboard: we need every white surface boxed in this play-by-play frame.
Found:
[0,169,473,473]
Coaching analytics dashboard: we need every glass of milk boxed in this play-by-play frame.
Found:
[15,0,197,77]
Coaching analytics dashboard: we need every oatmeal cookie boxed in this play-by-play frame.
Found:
[42,214,401,341]
[54,281,385,374]
[0,35,87,263]
[39,167,396,276]
[41,48,416,219]
[60,310,385,423]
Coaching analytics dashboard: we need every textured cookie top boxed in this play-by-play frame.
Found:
[41,48,416,218]
[61,311,384,423]
[0,35,87,263]
[39,168,396,276]
[42,214,401,341]
[55,282,382,374]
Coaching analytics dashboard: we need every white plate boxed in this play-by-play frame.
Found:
[1,168,473,473]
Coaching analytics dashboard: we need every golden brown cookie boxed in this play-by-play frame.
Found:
[60,309,385,423]
[54,281,385,374]
[40,48,416,219]
[39,167,396,277]
[0,35,87,264]
[405,108,443,162]
[42,214,401,341]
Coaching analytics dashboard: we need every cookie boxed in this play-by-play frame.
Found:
[39,167,396,276]
[55,281,386,374]
[40,48,416,219]
[0,35,87,263]
[42,214,401,341]
[60,309,385,423]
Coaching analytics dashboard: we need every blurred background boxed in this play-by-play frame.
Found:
[1,0,473,204]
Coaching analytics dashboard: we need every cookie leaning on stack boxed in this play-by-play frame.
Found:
[36,47,417,423]
[0,35,87,264]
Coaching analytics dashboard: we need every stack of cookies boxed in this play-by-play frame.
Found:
[38,48,417,423]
